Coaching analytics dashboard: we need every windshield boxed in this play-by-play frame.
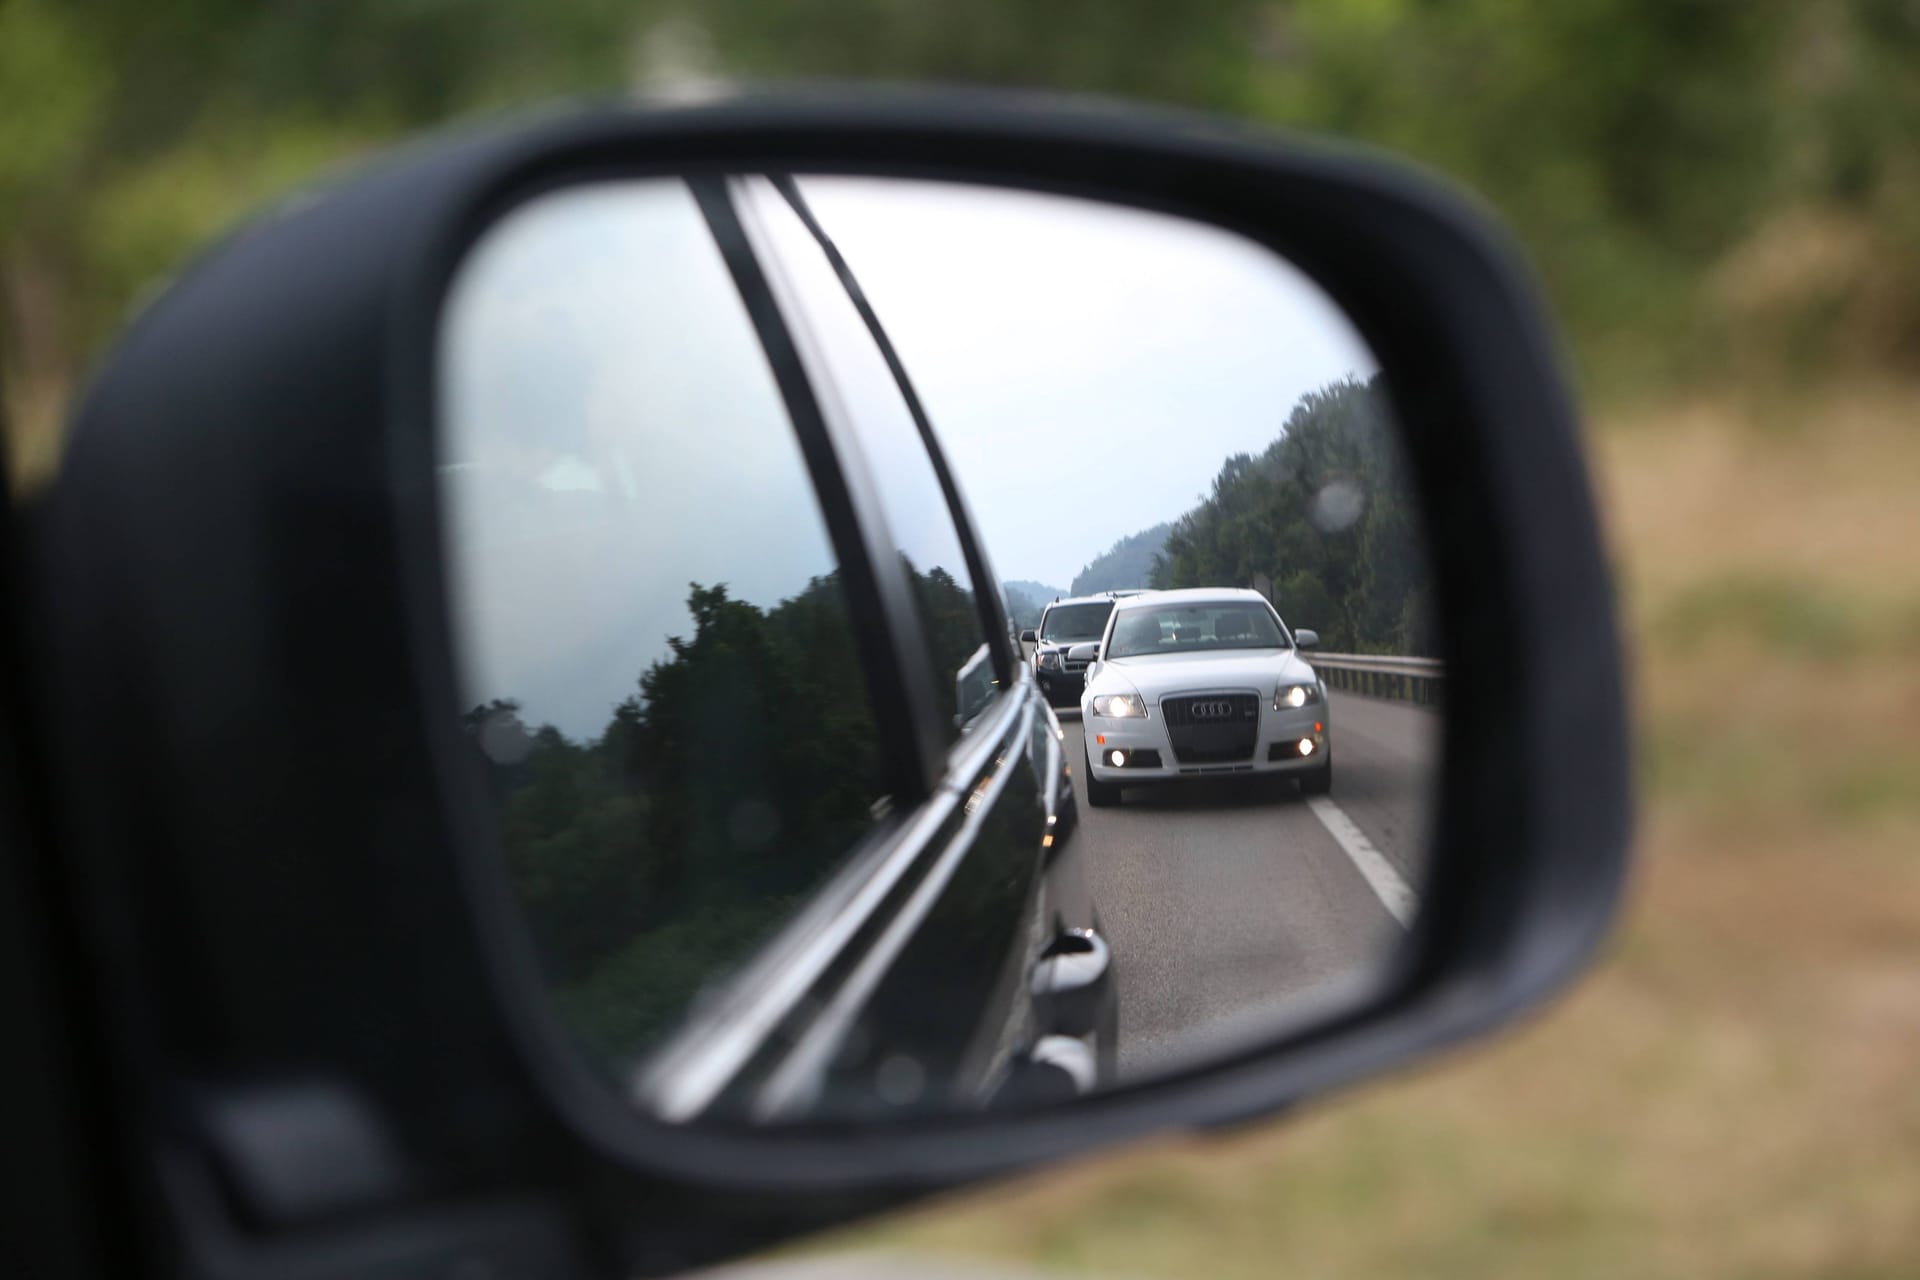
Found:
[1106,602,1289,658]
[1040,602,1113,642]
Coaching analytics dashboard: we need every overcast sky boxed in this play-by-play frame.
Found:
[440,177,1377,739]
[799,177,1378,589]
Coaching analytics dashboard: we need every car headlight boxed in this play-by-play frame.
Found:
[1275,683,1321,710]
[1037,649,1062,671]
[1091,693,1147,719]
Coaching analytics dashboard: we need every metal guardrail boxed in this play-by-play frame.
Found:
[1309,652,1445,707]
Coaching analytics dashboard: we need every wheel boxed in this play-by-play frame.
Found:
[1300,755,1333,796]
[1083,743,1122,808]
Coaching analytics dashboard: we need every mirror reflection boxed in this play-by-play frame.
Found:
[438,174,1439,1123]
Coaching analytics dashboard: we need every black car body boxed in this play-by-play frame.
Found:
[591,177,1118,1119]
[32,165,1117,1129]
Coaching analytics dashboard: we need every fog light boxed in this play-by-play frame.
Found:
[1109,749,1126,767]
[1298,738,1315,756]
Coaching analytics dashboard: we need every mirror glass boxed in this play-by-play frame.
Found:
[438,173,1439,1124]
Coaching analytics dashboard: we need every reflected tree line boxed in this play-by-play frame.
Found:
[467,560,980,1072]
[1153,376,1435,655]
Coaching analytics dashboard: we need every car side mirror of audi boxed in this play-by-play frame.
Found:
[19,89,1629,1280]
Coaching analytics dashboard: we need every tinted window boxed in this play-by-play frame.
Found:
[1108,602,1288,657]
[439,179,888,1072]
[738,177,995,740]
[1040,603,1112,642]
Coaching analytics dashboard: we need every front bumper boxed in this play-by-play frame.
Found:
[1083,703,1328,784]
[1035,666,1089,705]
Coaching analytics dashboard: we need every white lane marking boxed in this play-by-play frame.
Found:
[1305,796,1417,928]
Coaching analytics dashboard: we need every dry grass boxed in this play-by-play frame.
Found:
[802,383,1920,1278]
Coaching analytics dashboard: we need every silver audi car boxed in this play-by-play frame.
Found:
[1079,588,1330,806]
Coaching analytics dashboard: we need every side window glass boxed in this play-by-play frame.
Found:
[737,177,996,741]
[438,180,888,1072]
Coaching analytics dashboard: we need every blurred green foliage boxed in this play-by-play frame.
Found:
[1655,571,1865,659]
[7,0,1918,467]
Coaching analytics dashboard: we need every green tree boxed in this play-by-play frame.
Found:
[1153,376,1432,654]
[475,574,888,1068]
[471,557,982,1069]
[14,1,1920,489]
[906,559,987,725]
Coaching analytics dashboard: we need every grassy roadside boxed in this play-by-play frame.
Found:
[803,383,1920,1279]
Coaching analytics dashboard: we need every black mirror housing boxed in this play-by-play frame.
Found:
[22,88,1630,1278]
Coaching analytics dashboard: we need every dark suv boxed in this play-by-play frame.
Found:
[1022,591,1150,707]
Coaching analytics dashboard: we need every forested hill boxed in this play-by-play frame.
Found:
[1151,375,1433,655]
[1070,523,1173,596]
[1002,580,1067,630]
[1004,578,1067,604]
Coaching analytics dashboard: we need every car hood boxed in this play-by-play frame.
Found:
[1087,648,1317,703]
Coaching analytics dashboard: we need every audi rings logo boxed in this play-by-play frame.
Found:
[1190,699,1238,720]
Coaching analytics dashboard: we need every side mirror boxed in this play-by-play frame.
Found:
[24,89,1629,1279]
[1019,629,1037,643]
[1295,628,1320,648]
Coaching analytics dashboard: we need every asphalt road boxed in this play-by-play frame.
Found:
[1058,690,1440,1081]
